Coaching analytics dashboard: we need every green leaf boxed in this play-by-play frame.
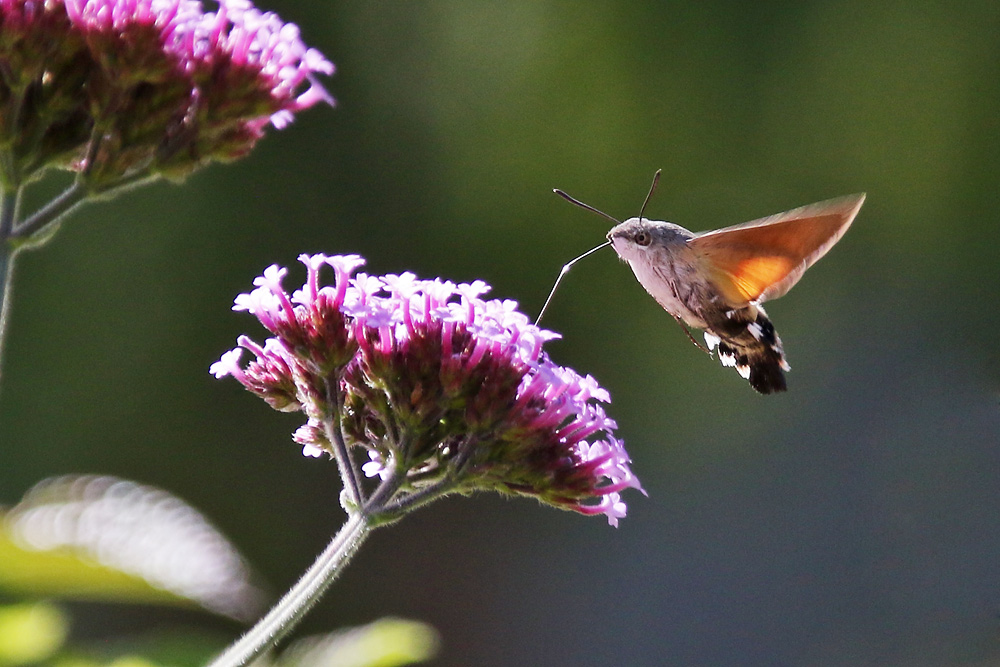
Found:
[0,602,69,665]
[0,525,184,607]
[0,475,264,621]
[277,618,440,667]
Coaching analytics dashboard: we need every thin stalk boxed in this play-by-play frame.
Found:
[99,168,159,194]
[323,376,363,508]
[333,381,365,505]
[10,169,158,242]
[362,453,413,513]
[10,182,87,241]
[0,184,18,242]
[0,186,21,387]
[86,168,159,203]
[381,476,458,516]
[382,437,475,515]
[207,511,373,667]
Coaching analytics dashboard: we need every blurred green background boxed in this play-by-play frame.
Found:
[3,1,1000,664]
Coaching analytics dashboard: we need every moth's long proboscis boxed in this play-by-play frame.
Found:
[535,241,611,326]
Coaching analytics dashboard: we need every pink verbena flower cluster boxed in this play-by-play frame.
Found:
[211,254,644,526]
[0,0,333,187]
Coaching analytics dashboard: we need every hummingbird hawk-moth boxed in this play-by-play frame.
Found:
[538,172,865,394]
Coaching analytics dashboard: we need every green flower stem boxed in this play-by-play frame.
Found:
[324,377,363,508]
[381,476,457,516]
[209,461,418,666]
[0,242,14,341]
[97,170,160,199]
[9,182,87,241]
[380,440,473,515]
[0,169,158,384]
[208,510,374,667]
[0,187,21,388]
[0,188,16,236]
[363,456,411,513]
[9,170,159,243]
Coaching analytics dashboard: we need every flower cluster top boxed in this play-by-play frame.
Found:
[0,0,333,187]
[212,254,644,526]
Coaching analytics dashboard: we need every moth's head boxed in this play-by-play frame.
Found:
[607,218,691,263]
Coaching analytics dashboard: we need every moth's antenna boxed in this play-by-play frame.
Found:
[553,189,622,227]
[638,169,662,222]
[538,171,675,337]
[536,185,632,326]
[636,170,708,355]
[535,241,611,326]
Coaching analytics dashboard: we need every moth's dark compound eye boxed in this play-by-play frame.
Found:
[634,231,651,247]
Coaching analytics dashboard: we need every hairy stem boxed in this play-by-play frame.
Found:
[10,168,158,242]
[381,437,474,515]
[363,464,408,516]
[323,375,363,507]
[0,187,21,389]
[208,459,414,665]
[10,182,87,241]
[207,512,373,667]
[381,475,457,516]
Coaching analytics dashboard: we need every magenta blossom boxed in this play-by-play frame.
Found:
[0,0,333,187]
[212,254,644,526]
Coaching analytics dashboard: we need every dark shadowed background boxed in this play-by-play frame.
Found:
[3,1,1000,665]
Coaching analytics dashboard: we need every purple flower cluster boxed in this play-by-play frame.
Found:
[212,254,644,526]
[0,0,333,187]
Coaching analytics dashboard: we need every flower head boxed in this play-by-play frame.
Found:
[0,0,333,188]
[213,254,644,526]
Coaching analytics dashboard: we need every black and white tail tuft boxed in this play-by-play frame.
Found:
[704,308,790,394]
